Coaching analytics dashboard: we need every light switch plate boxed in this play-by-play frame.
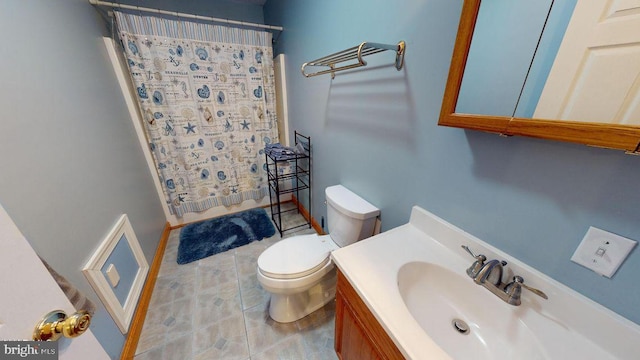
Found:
[571,227,637,278]
[105,263,121,287]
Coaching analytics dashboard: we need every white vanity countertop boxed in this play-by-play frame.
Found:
[332,223,452,359]
[331,206,640,360]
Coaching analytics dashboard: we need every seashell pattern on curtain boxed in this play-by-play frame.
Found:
[114,11,279,217]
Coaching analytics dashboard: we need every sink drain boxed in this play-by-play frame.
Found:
[451,319,470,335]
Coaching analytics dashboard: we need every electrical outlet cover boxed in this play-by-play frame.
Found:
[571,227,637,278]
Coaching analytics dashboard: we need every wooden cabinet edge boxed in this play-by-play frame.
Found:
[335,269,405,360]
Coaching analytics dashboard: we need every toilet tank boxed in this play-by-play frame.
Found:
[325,185,380,247]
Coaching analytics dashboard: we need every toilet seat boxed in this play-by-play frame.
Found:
[257,234,337,279]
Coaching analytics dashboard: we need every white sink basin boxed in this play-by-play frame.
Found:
[397,262,546,359]
[332,206,640,360]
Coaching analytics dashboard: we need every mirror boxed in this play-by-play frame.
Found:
[439,0,640,152]
[456,0,555,118]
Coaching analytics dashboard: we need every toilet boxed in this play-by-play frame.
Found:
[256,184,380,323]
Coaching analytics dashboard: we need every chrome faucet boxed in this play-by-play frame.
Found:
[464,250,486,279]
[461,245,547,305]
[474,258,507,286]
[504,275,548,305]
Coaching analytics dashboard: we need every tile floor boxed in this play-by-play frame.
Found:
[134,206,339,360]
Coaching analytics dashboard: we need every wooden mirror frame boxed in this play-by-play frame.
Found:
[439,0,640,153]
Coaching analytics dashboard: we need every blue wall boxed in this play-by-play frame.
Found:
[0,0,263,358]
[264,0,640,326]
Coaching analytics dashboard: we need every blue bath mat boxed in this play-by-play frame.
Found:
[177,207,276,264]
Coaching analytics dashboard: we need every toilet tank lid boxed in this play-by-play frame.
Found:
[325,185,380,220]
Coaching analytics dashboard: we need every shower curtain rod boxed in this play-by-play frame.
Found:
[88,0,284,32]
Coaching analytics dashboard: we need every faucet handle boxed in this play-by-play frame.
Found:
[461,245,486,262]
[507,276,548,300]
[462,245,487,279]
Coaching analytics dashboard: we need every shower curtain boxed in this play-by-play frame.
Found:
[114,12,279,217]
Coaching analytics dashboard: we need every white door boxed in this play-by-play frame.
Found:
[534,0,640,124]
[0,203,109,359]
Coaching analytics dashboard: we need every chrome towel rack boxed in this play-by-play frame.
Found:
[301,41,406,79]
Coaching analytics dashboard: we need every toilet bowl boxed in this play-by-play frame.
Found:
[257,185,380,323]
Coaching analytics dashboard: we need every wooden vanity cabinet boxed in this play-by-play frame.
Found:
[335,269,405,360]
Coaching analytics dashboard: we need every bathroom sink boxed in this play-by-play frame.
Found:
[397,261,546,359]
[332,206,640,359]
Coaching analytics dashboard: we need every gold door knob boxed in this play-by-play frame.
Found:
[33,310,92,341]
